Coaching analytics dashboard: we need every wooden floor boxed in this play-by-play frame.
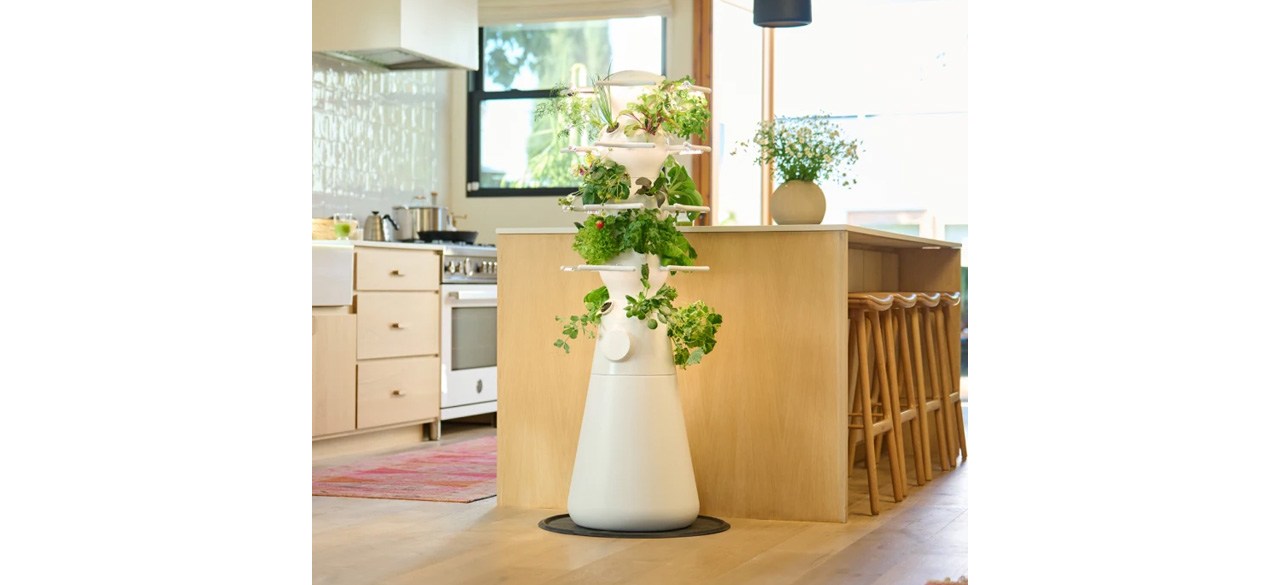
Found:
[313,416,968,585]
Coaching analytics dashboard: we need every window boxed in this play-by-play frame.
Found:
[846,210,936,238]
[944,224,969,246]
[706,0,966,233]
[466,17,666,196]
[772,0,967,230]
[710,0,763,225]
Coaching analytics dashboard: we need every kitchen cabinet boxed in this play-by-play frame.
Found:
[357,356,441,428]
[356,292,440,359]
[356,248,441,291]
[313,312,357,436]
[313,243,444,445]
[353,246,443,435]
[312,0,478,70]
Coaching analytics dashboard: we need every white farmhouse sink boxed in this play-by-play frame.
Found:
[312,243,354,306]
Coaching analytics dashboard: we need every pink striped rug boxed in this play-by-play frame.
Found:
[312,435,497,503]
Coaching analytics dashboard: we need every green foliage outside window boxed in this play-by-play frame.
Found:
[483,23,612,188]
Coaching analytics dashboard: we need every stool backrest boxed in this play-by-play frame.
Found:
[848,293,894,312]
[915,293,941,308]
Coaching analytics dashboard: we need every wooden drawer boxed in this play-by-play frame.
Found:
[357,356,441,429]
[356,247,440,291]
[313,313,356,436]
[357,291,440,359]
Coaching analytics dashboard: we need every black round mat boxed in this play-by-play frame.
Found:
[538,514,730,539]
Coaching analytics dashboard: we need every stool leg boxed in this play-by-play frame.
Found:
[881,309,910,491]
[847,315,858,474]
[855,310,881,515]
[943,304,968,462]
[884,420,905,505]
[869,311,905,503]
[930,306,957,470]
[896,308,928,486]
[909,307,935,481]
[921,306,952,472]
[933,307,959,466]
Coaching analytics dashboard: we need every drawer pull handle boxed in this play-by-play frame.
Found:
[392,390,405,396]
[390,269,406,276]
[391,322,409,329]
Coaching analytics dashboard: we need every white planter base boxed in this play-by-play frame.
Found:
[567,373,700,532]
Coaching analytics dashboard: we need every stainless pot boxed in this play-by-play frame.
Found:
[417,206,455,231]
[392,206,416,241]
[394,193,466,240]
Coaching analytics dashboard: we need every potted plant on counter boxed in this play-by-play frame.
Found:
[733,115,860,225]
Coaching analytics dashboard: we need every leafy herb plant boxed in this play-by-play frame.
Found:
[616,76,711,141]
[534,82,617,142]
[635,156,704,223]
[623,284,724,368]
[554,286,610,353]
[549,73,721,367]
[570,155,632,205]
[571,208,697,267]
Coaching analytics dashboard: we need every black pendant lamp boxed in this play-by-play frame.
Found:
[754,0,812,28]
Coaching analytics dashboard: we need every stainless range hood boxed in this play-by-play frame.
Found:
[313,0,478,71]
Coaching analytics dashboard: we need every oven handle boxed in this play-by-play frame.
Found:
[446,290,498,302]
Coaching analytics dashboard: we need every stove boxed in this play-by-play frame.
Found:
[438,243,497,285]
[430,241,498,421]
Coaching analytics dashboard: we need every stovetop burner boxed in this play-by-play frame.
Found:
[424,240,495,248]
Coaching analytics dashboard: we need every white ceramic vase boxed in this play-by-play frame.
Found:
[770,180,826,225]
[566,251,701,532]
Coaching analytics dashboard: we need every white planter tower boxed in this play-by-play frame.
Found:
[560,72,713,532]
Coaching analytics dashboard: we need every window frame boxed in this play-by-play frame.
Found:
[466,19,668,198]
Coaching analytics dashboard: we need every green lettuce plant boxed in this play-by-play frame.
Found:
[635,157,704,223]
[571,208,695,267]
[569,155,631,205]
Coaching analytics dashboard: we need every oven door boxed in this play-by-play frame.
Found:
[440,284,498,414]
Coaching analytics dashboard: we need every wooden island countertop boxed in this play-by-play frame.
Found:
[495,225,961,522]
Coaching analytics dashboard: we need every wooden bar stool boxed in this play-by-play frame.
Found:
[935,291,968,463]
[912,292,954,474]
[848,293,906,515]
[889,292,929,486]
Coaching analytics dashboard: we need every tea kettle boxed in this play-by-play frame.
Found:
[363,211,398,242]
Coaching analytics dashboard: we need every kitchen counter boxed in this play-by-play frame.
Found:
[312,240,451,251]
[497,224,960,249]
[495,224,962,523]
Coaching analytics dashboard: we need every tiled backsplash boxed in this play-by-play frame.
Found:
[312,54,448,221]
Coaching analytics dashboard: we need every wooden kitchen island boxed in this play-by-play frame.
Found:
[495,225,962,523]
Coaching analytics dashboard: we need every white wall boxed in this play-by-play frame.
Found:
[445,0,695,243]
[311,54,450,222]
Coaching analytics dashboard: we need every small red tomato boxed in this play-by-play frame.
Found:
[595,220,604,230]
